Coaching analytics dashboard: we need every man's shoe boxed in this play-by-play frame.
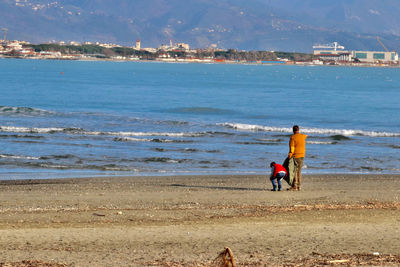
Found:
[271,188,277,191]
[287,187,298,191]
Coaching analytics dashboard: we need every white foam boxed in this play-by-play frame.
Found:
[98,131,202,137]
[0,126,202,138]
[0,126,65,133]
[0,154,40,160]
[219,123,291,133]
[307,141,336,145]
[218,123,400,137]
[114,137,153,142]
[38,164,69,169]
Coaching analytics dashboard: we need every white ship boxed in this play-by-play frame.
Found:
[312,42,344,51]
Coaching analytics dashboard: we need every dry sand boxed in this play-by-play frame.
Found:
[0,174,399,266]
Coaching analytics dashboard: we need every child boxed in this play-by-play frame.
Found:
[269,162,287,191]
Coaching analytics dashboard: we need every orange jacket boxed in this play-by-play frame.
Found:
[288,133,307,158]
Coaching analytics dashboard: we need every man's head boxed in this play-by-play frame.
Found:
[293,125,299,133]
[270,162,276,168]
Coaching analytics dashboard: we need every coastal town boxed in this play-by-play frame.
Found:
[0,35,399,66]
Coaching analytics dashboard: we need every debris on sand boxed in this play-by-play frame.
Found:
[0,260,68,267]
[213,247,237,267]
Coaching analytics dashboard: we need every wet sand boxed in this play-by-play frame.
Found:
[0,174,400,266]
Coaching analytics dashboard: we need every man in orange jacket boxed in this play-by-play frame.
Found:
[288,125,307,191]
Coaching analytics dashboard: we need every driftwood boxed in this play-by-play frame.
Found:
[92,212,106,217]
[213,247,237,267]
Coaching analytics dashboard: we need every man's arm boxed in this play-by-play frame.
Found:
[288,136,295,158]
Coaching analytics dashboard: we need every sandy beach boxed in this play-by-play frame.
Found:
[0,174,399,266]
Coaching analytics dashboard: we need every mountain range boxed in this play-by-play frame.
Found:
[1,0,400,52]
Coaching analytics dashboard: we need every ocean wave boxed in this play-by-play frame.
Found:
[360,166,384,172]
[183,148,199,153]
[0,125,205,138]
[142,157,190,163]
[104,131,203,138]
[0,153,81,162]
[0,106,53,116]
[161,120,189,126]
[0,134,45,139]
[236,141,280,146]
[307,141,338,145]
[113,137,153,142]
[218,123,400,137]
[166,107,236,115]
[10,140,44,144]
[219,123,291,133]
[39,154,79,160]
[114,137,194,143]
[255,138,283,142]
[206,131,235,136]
[0,126,76,134]
[152,147,221,153]
[0,159,138,172]
[330,135,352,141]
[0,154,40,160]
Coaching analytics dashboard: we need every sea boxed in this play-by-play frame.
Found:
[0,58,399,180]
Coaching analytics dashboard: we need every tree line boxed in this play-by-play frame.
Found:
[27,44,315,61]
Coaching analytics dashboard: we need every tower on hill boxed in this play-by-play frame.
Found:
[136,38,141,50]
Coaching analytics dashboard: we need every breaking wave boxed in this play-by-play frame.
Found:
[0,126,74,134]
[152,147,221,153]
[142,157,190,163]
[218,123,400,137]
[0,106,53,116]
[0,154,40,160]
[307,141,338,145]
[113,137,193,143]
[0,126,205,138]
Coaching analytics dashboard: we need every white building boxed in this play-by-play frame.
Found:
[352,51,398,64]
[175,43,190,51]
[313,42,399,64]
[6,41,23,51]
[142,47,157,53]
[69,41,81,46]
[158,41,190,51]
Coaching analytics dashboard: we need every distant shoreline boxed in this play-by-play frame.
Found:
[1,55,399,67]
